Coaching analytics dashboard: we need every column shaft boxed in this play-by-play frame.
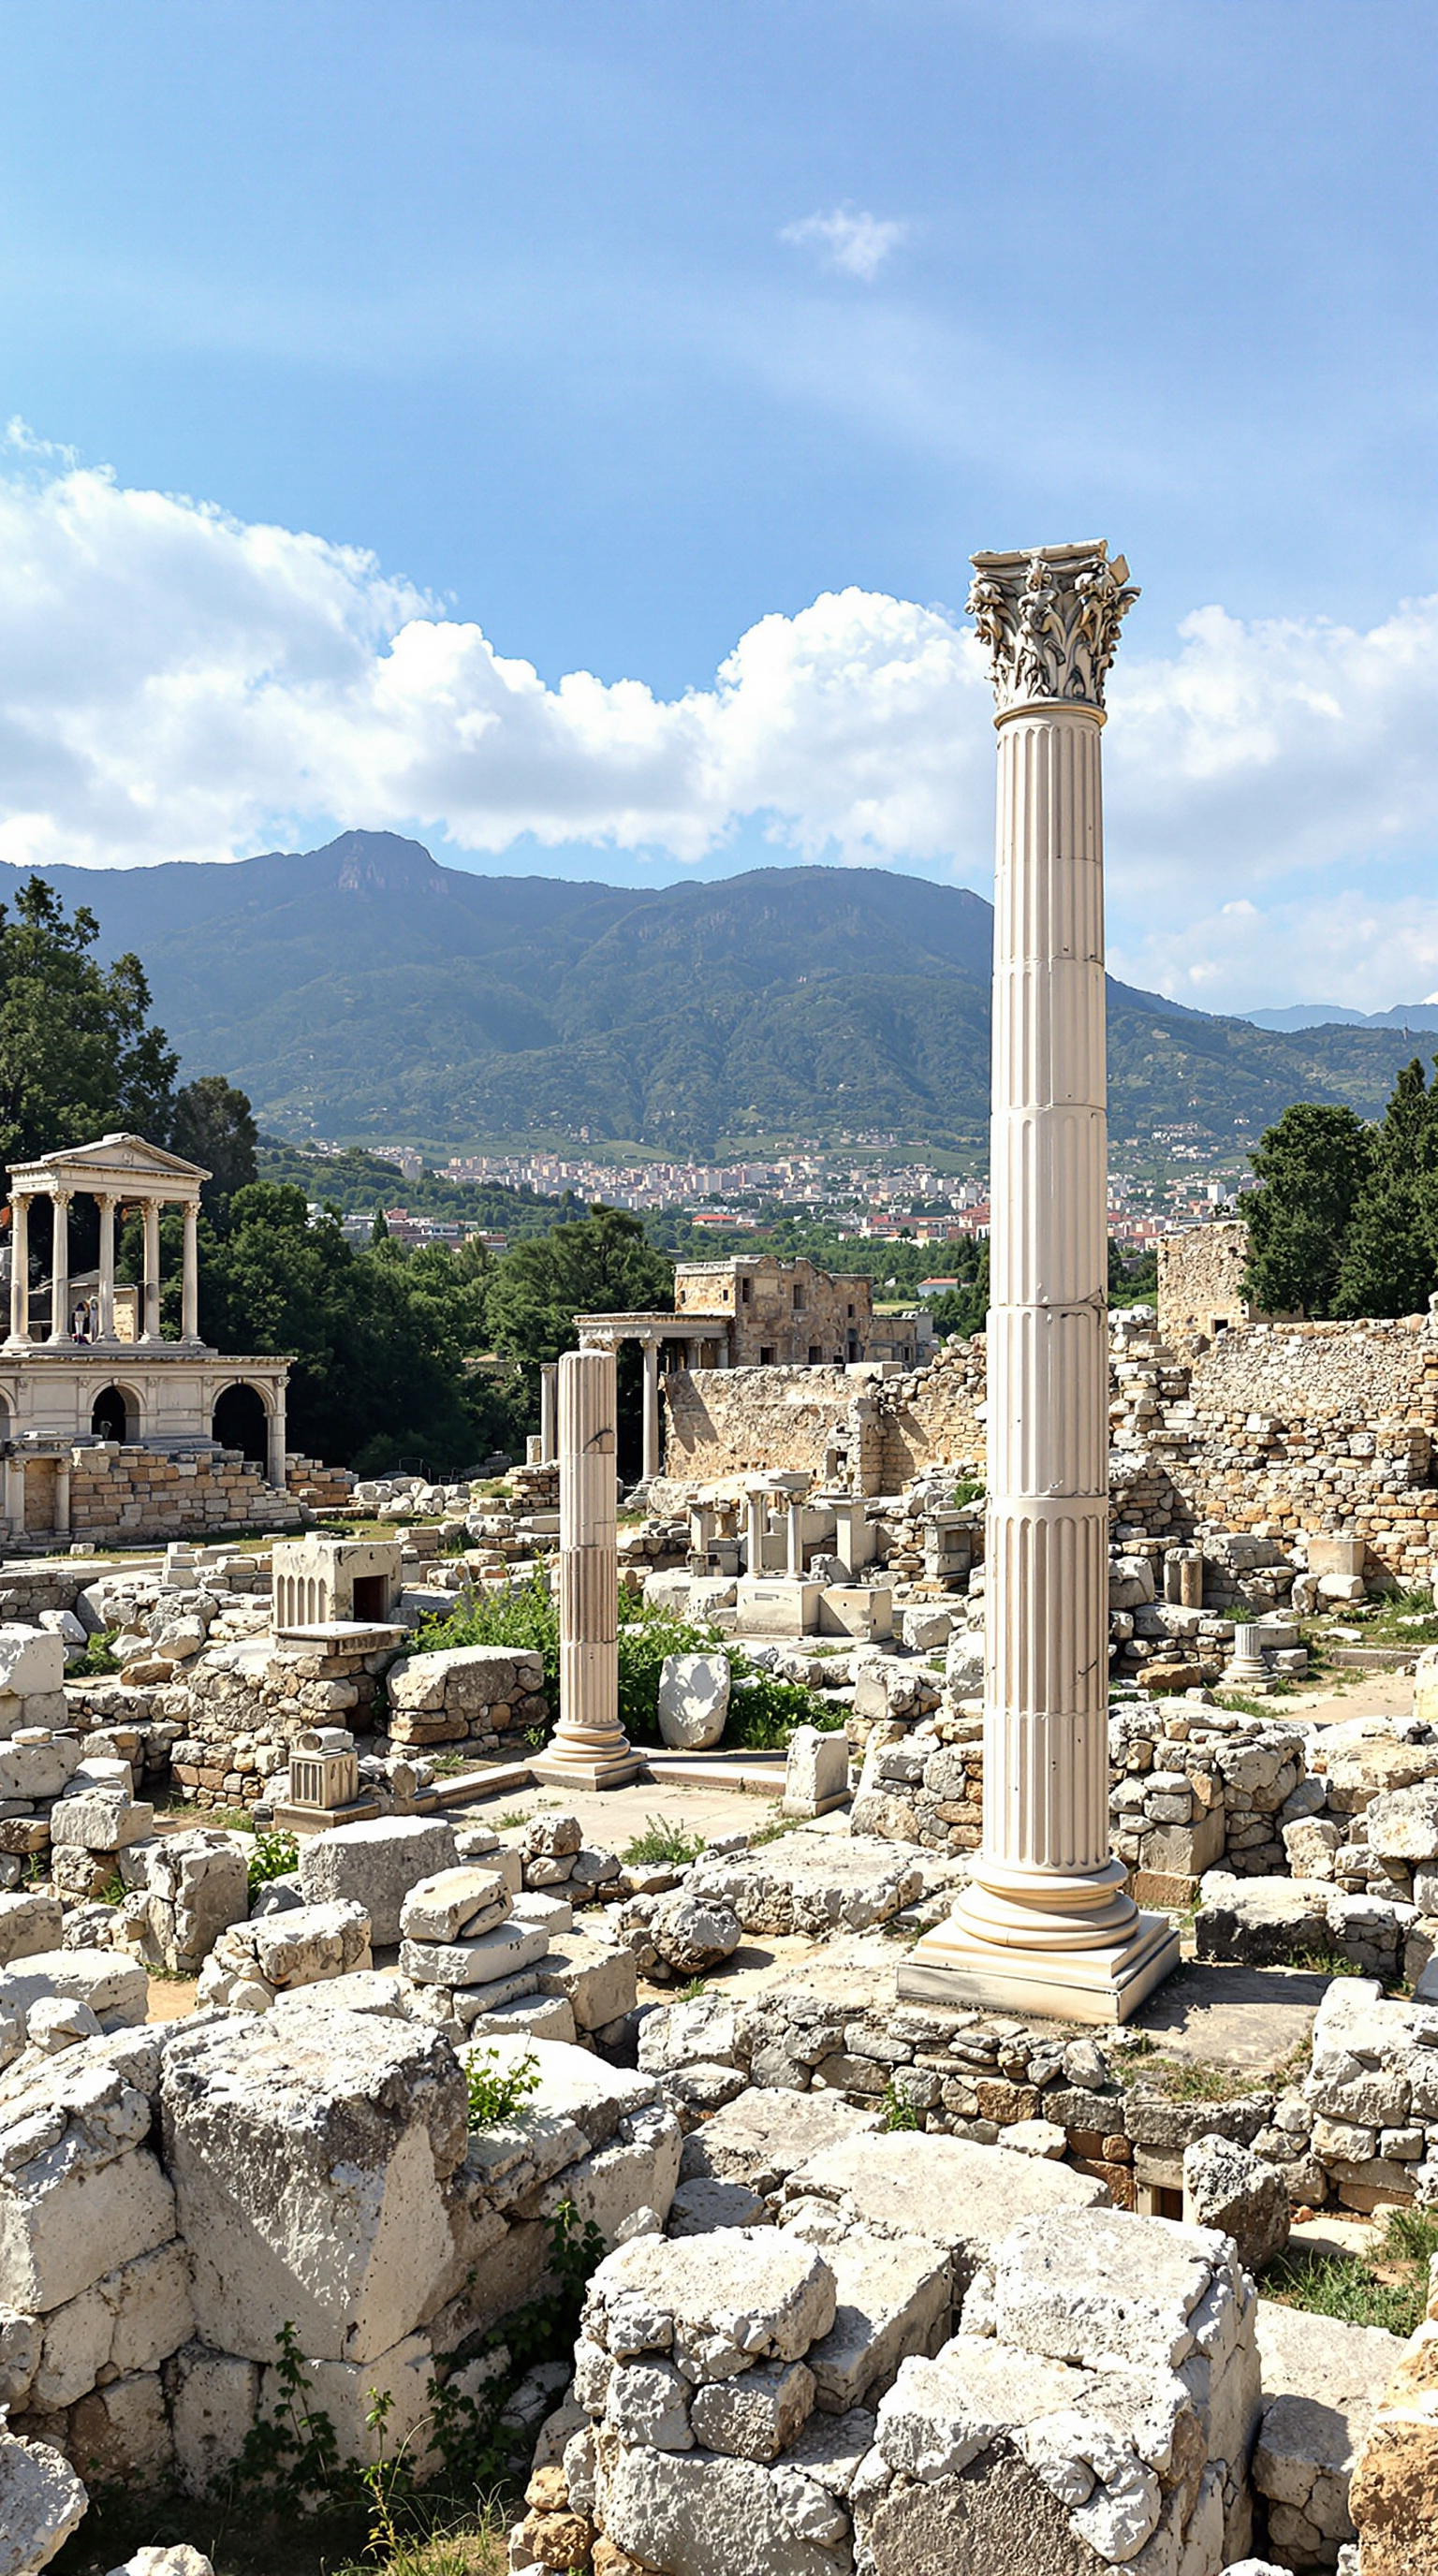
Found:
[182,1202,200,1341]
[141,1201,162,1342]
[96,1196,117,1339]
[641,1339,661,1483]
[7,1195,29,1344]
[539,1362,558,1463]
[51,1193,71,1343]
[268,1396,287,1489]
[531,1347,638,1790]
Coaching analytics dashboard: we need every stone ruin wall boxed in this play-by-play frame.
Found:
[661,1365,854,1480]
[1156,1218,1255,1338]
[663,1315,1438,1578]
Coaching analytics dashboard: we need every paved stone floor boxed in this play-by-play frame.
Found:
[1128,1959,1329,2074]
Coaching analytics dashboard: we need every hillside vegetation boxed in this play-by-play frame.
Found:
[0,833,1425,1152]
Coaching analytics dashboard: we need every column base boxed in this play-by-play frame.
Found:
[531,1744,641,1793]
[898,1905,1180,2027]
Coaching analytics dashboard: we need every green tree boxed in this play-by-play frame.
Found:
[200,1183,518,1471]
[925,1241,990,1339]
[0,876,177,1164]
[485,1205,674,1367]
[169,1075,258,1222]
[1332,1056,1438,1317]
[1242,1102,1375,1317]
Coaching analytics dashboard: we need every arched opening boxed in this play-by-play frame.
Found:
[213,1382,269,1467]
[90,1384,134,1442]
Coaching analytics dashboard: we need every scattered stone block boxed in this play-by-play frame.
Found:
[536,1934,638,2032]
[782,1728,849,1819]
[801,2229,948,2413]
[297,1814,459,1943]
[0,1892,64,1967]
[1183,2133,1290,2272]
[1255,2299,1403,2570]
[161,2007,465,2364]
[650,1893,742,1978]
[0,2419,88,2576]
[0,1949,149,2032]
[678,2088,881,2203]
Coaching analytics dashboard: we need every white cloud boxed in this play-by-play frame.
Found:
[0,446,1435,1012]
[780,208,908,281]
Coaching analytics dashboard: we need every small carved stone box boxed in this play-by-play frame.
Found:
[287,1726,360,1813]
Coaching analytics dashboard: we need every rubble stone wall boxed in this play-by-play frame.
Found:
[662,1367,854,1480]
[64,1442,302,1545]
[1157,1219,1257,1339]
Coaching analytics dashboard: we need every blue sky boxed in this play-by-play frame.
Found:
[0,1,1434,1008]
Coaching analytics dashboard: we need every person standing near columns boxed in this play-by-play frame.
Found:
[532,1346,638,1790]
[640,1338,661,1485]
[140,1198,162,1342]
[902,541,1177,2026]
[50,1192,71,1343]
[7,1193,31,1347]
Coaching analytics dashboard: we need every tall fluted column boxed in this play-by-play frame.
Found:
[901,539,1178,2026]
[51,1192,71,1342]
[96,1195,117,1339]
[7,1194,30,1346]
[181,1201,200,1342]
[140,1200,162,1343]
[532,1347,638,1790]
[539,1362,558,1463]
[640,1339,661,1484]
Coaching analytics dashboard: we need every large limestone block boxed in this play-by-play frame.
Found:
[543,2105,683,2248]
[161,2008,466,2364]
[401,1920,548,1989]
[802,2229,949,2413]
[1255,2299,1403,2566]
[0,1627,66,1698]
[0,2107,174,2317]
[387,1643,540,1719]
[1366,1783,1438,1864]
[474,2035,661,2149]
[298,1814,459,1944]
[0,1734,81,1804]
[0,2421,88,2576]
[583,2227,838,2374]
[1195,1870,1331,1966]
[678,2089,881,2202]
[399,1864,510,1943]
[656,1653,730,1751]
[167,2341,260,2496]
[1182,2134,1289,2273]
[50,1789,155,1852]
[68,2365,173,2482]
[258,2331,433,2467]
[782,2130,1108,2291]
[0,1949,149,2033]
[536,1933,638,2032]
[0,1892,64,1967]
[599,2445,845,2576]
[35,2236,193,2408]
[117,1832,248,1973]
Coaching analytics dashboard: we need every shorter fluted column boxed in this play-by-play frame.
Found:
[140,1201,162,1343]
[532,1347,638,1791]
[96,1195,117,1339]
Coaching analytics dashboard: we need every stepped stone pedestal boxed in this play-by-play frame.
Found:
[901,541,1178,2026]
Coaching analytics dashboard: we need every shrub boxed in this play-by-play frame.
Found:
[464,2046,541,2130]
[621,1814,707,1866]
[248,1828,300,1890]
[70,1626,122,1676]
[404,1571,559,1701]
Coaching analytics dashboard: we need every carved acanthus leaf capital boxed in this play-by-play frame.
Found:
[967,540,1138,713]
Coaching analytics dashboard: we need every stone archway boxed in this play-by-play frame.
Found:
[212,1381,269,1466]
[90,1383,139,1442]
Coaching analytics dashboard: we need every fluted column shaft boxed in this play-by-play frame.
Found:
[7,1194,30,1345]
[983,705,1110,1881]
[532,1347,638,1790]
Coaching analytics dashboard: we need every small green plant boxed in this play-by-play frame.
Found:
[1261,2246,1423,2337]
[97,1869,127,1907]
[493,1807,530,1829]
[247,1828,300,1891]
[1379,2204,1438,2267]
[463,2045,541,2130]
[952,1478,984,1509]
[69,1626,122,1676]
[622,1813,707,1867]
[881,2080,921,2131]
[677,1976,710,2001]
[747,1811,803,1848]
[1284,1945,1363,1978]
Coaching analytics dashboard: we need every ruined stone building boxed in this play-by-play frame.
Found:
[674,1252,876,1365]
[0,1132,296,1545]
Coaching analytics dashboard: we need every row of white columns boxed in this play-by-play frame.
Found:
[7,1190,200,1349]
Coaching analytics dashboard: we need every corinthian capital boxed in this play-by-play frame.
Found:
[967,540,1138,713]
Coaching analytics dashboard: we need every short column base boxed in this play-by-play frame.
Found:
[531,1742,641,1793]
[898,1905,1180,2027]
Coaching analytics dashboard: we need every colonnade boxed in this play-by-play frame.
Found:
[7,1184,201,1349]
